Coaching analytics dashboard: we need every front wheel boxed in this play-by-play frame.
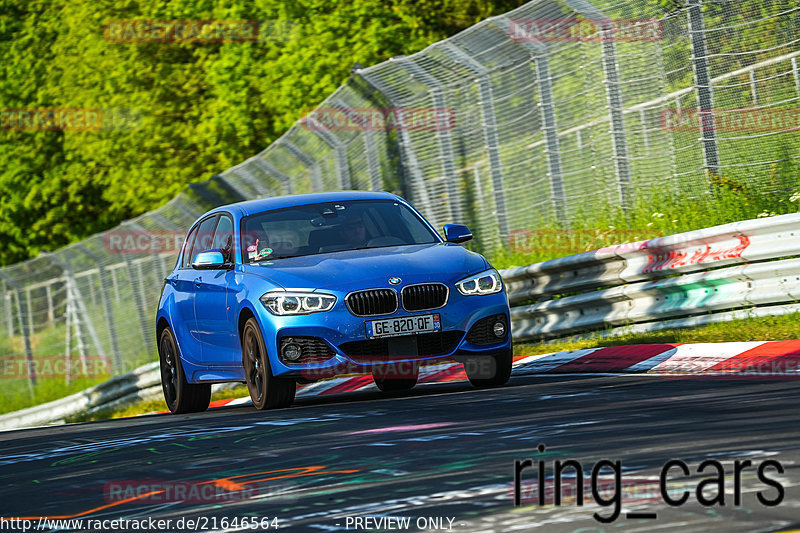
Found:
[463,349,512,387]
[242,318,296,410]
[159,327,211,414]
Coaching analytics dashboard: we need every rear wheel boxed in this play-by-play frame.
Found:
[159,327,211,414]
[372,365,419,392]
[242,318,296,410]
[464,349,512,387]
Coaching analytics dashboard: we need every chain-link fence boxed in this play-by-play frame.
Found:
[2,0,799,395]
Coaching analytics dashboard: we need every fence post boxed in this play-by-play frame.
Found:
[45,282,54,324]
[171,198,203,227]
[0,272,35,391]
[356,70,438,228]
[439,41,510,242]
[397,57,463,223]
[498,15,568,226]
[217,168,255,199]
[252,158,294,195]
[123,254,151,357]
[749,70,758,104]
[281,140,323,192]
[561,0,634,210]
[363,130,383,191]
[331,97,383,190]
[115,223,153,362]
[109,267,121,304]
[792,57,800,96]
[229,163,270,196]
[687,0,720,178]
[307,121,352,190]
[25,288,34,335]
[1,279,12,337]
[47,252,110,370]
[600,20,633,210]
[64,288,72,384]
[63,277,88,378]
[535,54,569,226]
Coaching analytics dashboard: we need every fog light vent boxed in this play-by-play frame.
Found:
[493,321,506,338]
[281,339,302,362]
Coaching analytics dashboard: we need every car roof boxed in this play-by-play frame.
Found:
[205,191,404,218]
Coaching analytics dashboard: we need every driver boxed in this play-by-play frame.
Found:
[338,213,369,247]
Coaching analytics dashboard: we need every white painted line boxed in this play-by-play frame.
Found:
[646,341,768,373]
[624,346,681,373]
[512,348,602,373]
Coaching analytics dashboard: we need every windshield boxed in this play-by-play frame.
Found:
[240,199,440,263]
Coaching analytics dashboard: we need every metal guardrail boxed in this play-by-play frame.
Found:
[501,213,800,341]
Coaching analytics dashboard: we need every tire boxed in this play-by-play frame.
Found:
[242,318,296,410]
[464,349,513,388]
[372,365,419,392]
[159,327,211,414]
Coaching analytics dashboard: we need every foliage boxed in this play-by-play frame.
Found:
[0,0,526,266]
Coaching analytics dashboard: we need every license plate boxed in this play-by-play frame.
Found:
[365,313,441,339]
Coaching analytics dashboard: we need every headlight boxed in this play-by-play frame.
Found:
[260,291,337,315]
[456,269,503,296]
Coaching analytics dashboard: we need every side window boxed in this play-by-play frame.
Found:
[181,225,200,268]
[188,215,219,266]
[212,215,234,263]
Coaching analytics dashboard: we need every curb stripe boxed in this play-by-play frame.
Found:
[645,341,767,374]
[518,348,601,372]
[419,365,467,383]
[551,344,680,373]
[320,375,376,395]
[707,340,800,374]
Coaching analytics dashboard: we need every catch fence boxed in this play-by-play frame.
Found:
[2,0,798,389]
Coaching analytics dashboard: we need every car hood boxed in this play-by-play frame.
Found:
[239,243,489,292]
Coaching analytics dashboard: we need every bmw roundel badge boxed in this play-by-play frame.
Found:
[389,277,402,285]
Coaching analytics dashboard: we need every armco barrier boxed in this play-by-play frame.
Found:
[501,212,800,341]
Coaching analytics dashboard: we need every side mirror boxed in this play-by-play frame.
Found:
[443,224,473,244]
[192,250,226,270]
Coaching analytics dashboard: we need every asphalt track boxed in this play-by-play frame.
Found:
[1,372,799,532]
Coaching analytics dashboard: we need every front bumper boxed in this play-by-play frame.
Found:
[253,290,511,379]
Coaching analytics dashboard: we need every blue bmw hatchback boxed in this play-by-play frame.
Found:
[156,191,512,413]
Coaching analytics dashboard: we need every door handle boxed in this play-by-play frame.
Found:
[194,277,202,287]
